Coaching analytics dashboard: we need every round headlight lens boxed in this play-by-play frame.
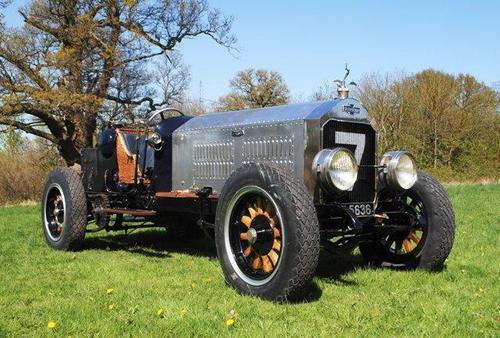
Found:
[380,151,418,190]
[395,153,417,189]
[329,149,358,191]
[313,148,358,192]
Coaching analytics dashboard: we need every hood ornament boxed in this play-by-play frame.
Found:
[334,64,357,99]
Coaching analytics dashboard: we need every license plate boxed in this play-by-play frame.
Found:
[344,203,374,217]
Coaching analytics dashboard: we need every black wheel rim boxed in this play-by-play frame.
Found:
[225,186,284,285]
[44,184,65,241]
[382,190,428,257]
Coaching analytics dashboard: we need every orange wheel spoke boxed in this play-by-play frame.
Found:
[240,232,248,240]
[262,255,273,273]
[268,250,279,266]
[241,216,252,228]
[409,233,420,245]
[403,239,413,253]
[251,257,262,270]
[273,227,281,238]
[256,207,264,214]
[248,207,257,219]
[272,239,281,251]
[243,245,253,257]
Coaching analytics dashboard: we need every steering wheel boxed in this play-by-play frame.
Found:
[147,107,184,124]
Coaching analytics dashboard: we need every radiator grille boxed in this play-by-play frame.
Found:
[322,120,376,203]
[193,142,234,180]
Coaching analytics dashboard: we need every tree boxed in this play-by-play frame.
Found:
[357,69,499,176]
[310,81,336,101]
[156,51,191,107]
[0,127,25,155]
[0,0,235,165]
[179,96,206,116]
[216,69,289,111]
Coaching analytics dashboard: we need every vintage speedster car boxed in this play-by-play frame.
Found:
[41,91,455,301]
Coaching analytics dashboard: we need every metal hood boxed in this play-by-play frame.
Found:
[174,98,368,133]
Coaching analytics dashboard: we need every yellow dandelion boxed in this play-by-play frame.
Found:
[108,304,115,310]
[47,321,57,329]
[226,318,235,327]
[157,308,165,318]
[106,288,114,295]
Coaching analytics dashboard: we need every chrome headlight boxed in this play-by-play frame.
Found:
[146,131,163,150]
[380,151,418,190]
[313,148,358,192]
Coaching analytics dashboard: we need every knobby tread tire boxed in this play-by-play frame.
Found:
[41,168,87,251]
[215,162,320,302]
[417,170,455,270]
[360,169,455,270]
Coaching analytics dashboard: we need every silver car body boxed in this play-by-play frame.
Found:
[171,98,372,200]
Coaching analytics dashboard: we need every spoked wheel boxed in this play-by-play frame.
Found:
[41,169,87,250]
[378,191,427,260]
[360,170,455,270]
[44,184,66,241]
[215,163,320,301]
[227,187,284,284]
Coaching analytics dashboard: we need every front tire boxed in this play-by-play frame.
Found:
[215,163,320,301]
[41,168,87,250]
[360,170,455,270]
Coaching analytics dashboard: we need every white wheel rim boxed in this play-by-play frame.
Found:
[223,185,285,286]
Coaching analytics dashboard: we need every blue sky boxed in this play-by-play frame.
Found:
[3,0,500,102]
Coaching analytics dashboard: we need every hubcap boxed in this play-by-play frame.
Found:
[224,186,284,286]
[44,184,66,241]
[246,228,257,245]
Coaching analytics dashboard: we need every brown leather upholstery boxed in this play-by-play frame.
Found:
[115,129,138,184]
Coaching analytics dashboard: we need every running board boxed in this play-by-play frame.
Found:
[102,208,157,217]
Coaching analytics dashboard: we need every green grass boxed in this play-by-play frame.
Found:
[0,184,499,337]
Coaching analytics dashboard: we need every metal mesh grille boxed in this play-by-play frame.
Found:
[322,120,376,203]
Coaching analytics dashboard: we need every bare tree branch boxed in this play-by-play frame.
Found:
[0,117,57,142]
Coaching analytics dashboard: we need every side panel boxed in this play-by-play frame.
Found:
[81,148,117,192]
[172,122,305,194]
[153,116,192,192]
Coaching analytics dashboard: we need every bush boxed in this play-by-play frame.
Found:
[0,150,60,205]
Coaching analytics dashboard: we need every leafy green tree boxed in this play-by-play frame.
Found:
[0,127,25,155]
[216,69,289,111]
[358,69,499,177]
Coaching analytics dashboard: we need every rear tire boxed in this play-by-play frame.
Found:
[41,168,87,251]
[215,163,320,301]
[360,170,455,270]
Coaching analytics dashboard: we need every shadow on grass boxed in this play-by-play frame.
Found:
[83,229,217,259]
[315,249,365,286]
[82,230,369,303]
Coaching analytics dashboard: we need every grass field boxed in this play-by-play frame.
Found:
[0,184,498,337]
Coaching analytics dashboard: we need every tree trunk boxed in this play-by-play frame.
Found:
[58,114,97,166]
[58,138,83,166]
